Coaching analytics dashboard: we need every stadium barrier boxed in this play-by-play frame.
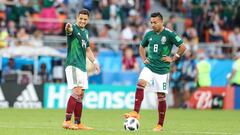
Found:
[234,86,240,109]
[189,86,240,110]
[1,82,239,110]
[0,83,43,108]
[44,83,158,109]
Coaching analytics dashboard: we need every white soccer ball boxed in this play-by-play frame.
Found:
[124,117,140,131]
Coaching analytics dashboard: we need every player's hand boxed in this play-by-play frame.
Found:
[94,63,100,75]
[162,56,173,63]
[65,23,73,33]
[143,58,150,64]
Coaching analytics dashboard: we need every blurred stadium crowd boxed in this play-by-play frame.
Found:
[0,0,239,53]
[0,0,239,108]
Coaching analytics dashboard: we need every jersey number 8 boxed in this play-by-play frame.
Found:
[153,44,158,52]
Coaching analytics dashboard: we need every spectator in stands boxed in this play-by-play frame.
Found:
[208,14,224,42]
[20,64,33,85]
[122,47,139,72]
[181,51,197,108]
[128,9,141,26]
[130,35,141,57]
[228,26,240,47]
[54,0,68,14]
[165,14,177,31]
[52,59,63,83]
[29,30,43,47]
[7,20,17,37]
[102,0,123,31]
[67,0,83,19]
[38,63,50,84]
[0,25,9,48]
[228,52,240,87]
[97,23,119,50]
[181,0,192,18]
[3,57,16,75]
[0,56,2,83]
[121,22,136,41]
[137,22,150,37]
[233,6,240,28]
[169,64,182,108]
[196,51,211,87]
[120,22,136,49]
[4,0,29,24]
[24,18,37,34]
[182,27,199,52]
[37,0,61,34]
[99,24,111,38]
[99,24,118,40]
[15,27,30,46]
[19,71,32,85]
[83,0,93,11]
[2,57,17,83]
[0,3,6,21]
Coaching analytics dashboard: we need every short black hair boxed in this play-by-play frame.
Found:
[78,9,90,16]
[151,12,163,20]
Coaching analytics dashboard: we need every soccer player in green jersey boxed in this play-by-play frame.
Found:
[124,12,186,131]
[62,9,100,130]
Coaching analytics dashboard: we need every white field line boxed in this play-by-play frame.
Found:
[0,125,239,135]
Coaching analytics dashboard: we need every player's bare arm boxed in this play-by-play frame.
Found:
[139,45,149,64]
[65,23,73,35]
[162,43,186,63]
[86,47,100,74]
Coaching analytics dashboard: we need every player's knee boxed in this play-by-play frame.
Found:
[75,93,84,103]
[74,89,84,103]
[75,98,81,103]
[71,93,79,100]
[157,93,166,102]
[73,90,81,96]
[80,90,85,99]
[73,86,83,95]
[137,80,147,88]
[158,93,166,98]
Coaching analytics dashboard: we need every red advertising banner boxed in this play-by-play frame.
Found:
[189,87,234,109]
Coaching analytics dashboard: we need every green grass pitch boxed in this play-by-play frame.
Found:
[0,109,239,135]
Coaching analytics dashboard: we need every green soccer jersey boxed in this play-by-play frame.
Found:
[42,0,54,8]
[65,24,89,72]
[141,28,183,74]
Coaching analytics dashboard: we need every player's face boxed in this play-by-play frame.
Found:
[150,17,163,32]
[76,14,89,28]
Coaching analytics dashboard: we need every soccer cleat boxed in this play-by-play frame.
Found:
[152,124,163,132]
[62,121,73,129]
[74,124,94,130]
[123,111,140,119]
[68,124,79,130]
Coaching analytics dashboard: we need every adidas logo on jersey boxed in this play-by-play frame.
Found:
[13,83,42,108]
[0,87,9,108]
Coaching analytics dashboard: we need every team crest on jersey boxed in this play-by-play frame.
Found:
[82,40,87,48]
[161,36,166,44]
